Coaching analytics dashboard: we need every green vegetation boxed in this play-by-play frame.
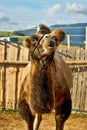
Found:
[0,31,18,37]
[18,36,29,43]
[71,113,87,118]
[0,109,18,114]
[0,31,29,44]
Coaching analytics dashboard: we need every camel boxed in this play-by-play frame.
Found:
[18,24,73,130]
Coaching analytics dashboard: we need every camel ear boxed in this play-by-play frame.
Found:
[23,38,31,48]
[23,35,40,48]
[37,24,51,34]
[51,29,65,42]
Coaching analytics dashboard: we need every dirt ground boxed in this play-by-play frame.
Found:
[0,112,87,130]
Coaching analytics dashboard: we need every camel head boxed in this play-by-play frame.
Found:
[23,24,65,60]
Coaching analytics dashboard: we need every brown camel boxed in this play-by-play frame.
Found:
[18,24,73,130]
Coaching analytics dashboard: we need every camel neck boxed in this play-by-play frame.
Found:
[29,60,54,114]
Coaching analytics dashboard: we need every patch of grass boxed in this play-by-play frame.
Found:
[71,113,87,118]
[0,109,18,115]
[18,36,29,43]
[0,31,18,37]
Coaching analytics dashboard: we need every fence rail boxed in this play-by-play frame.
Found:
[0,41,87,113]
[1,60,87,65]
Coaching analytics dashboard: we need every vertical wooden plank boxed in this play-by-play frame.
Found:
[70,49,77,110]
[3,42,13,109]
[84,76,87,111]
[69,48,76,107]
[84,49,87,111]
[10,43,18,109]
[75,48,81,110]
[76,74,83,110]
[2,42,8,110]
[16,67,23,108]
[80,72,86,111]
[0,42,4,60]
[66,48,72,61]
[0,65,3,109]
[15,43,21,109]
[80,49,84,111]
[72,48,77,60]
[20,46,29,61]
[5,43,17,109]
[71,72,78,109]
[0,43,4,109]
[9,43,18,60]
[5,66,16,109]
[85,27,87,49]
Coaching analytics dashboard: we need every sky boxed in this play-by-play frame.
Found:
[0,0,87,31]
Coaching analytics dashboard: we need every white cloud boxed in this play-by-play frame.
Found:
[65,3,87,14]
[42,4,61,25]
[0,12,20,31]
[0,12,4,17]
[64,3,87,24]
[0,1,87,31]
[46,4,61,15]
[0,12,10,22]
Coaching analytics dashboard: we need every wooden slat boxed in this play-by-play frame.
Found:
[0,60,87,65]
[0,66,3,109]
[0,60,29,65]
[66,61,87,65]
[5,66,16,109]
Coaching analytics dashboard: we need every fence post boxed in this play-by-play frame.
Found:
[67,34,70,49]
[85,27,87,49]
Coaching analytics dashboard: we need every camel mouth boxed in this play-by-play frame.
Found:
[43,43,54,50]
[43,40,55,49]
[41,41,55,56]
[48,44,54,48]
[42,46,54,56]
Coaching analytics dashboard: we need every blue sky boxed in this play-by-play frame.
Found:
[0,0,87,31]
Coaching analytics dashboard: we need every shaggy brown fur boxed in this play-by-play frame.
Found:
[18,24,73,130]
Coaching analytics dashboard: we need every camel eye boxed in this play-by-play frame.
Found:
[32,38,37,42]
[31,38,38,45]
[53,37,58,42]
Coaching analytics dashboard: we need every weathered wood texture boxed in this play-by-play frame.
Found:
[0,41,29,110]
[0,41,87,112]
[59,48,87,112]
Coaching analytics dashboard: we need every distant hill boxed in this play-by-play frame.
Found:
[50,23,87,29]
[14,27,37,36]
[14,23,87,36]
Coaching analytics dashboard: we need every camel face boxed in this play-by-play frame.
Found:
[23,29,65,60]
[39,34,58,56]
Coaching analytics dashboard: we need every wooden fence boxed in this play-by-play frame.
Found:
[0,41,87,113]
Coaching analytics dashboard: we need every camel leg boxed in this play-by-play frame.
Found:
[33,114,42,130]
[18,100,34,130]
[55,99,72,130]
